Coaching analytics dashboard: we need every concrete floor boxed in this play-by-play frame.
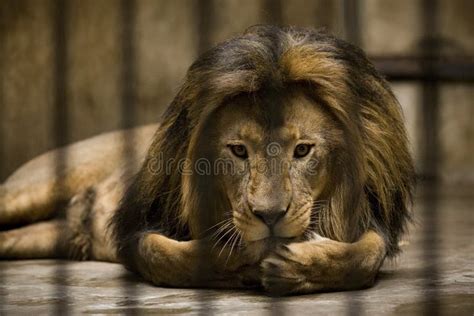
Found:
[0,194,473,315]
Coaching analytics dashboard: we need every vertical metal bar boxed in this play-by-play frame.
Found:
[259,3,287,315]
[262,0,283,26]
[121,0,137,130]
[197,0,213,55]
[0,1,6,313]
[420,0,441,314]
[195,1,214,314]
[341,1,362,315]
[52,0,70,314]
[342,0,361,46]
[0,1,5,181]
[119,0,139,314]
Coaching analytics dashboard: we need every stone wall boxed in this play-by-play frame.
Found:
[0,0,472,184]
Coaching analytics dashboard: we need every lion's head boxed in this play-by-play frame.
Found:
[183,86,343,246]
[113,25,414,269]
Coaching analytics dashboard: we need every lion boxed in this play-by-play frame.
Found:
[0,26,414,295]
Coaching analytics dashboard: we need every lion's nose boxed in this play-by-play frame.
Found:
[253,209,286,227]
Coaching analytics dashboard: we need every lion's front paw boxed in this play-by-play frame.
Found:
[261,244,313,296]
[261,238,381,295]
[261,240,351,295]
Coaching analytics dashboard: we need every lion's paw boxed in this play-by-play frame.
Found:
[261,245,311,296]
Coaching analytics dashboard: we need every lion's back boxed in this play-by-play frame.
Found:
[1,123,158,228]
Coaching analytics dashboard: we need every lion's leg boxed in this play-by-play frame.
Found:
[261,230,386,295]
[0,187,109,261]
[133,233,261,289]
[0,220,67,259]
[0,160,100,228]
[0,181,64,228]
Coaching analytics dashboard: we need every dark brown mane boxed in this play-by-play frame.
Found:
[111,25,414,270]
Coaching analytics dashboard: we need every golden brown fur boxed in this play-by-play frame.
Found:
[0,26,414,295]
[0,124,157,260]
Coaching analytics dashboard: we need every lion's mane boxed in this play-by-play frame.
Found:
[112,25,414,270]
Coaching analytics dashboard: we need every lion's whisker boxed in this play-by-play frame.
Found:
[212,225,237,250]
[212,230,232,244]
[214,220,233,234]
[218,227,238,259]
[225,230,241,266]
[210,222,234,242]
[285,207,312,226]
[211,218,233,233]
[204,217,233,234]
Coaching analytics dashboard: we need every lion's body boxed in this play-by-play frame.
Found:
[1,124,157,261]
[0,26,414,295]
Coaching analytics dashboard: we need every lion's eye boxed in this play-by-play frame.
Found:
[229,144,248,159]
[294,144,313,158]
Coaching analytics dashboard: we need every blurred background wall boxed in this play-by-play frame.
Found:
[0,0,472,186]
